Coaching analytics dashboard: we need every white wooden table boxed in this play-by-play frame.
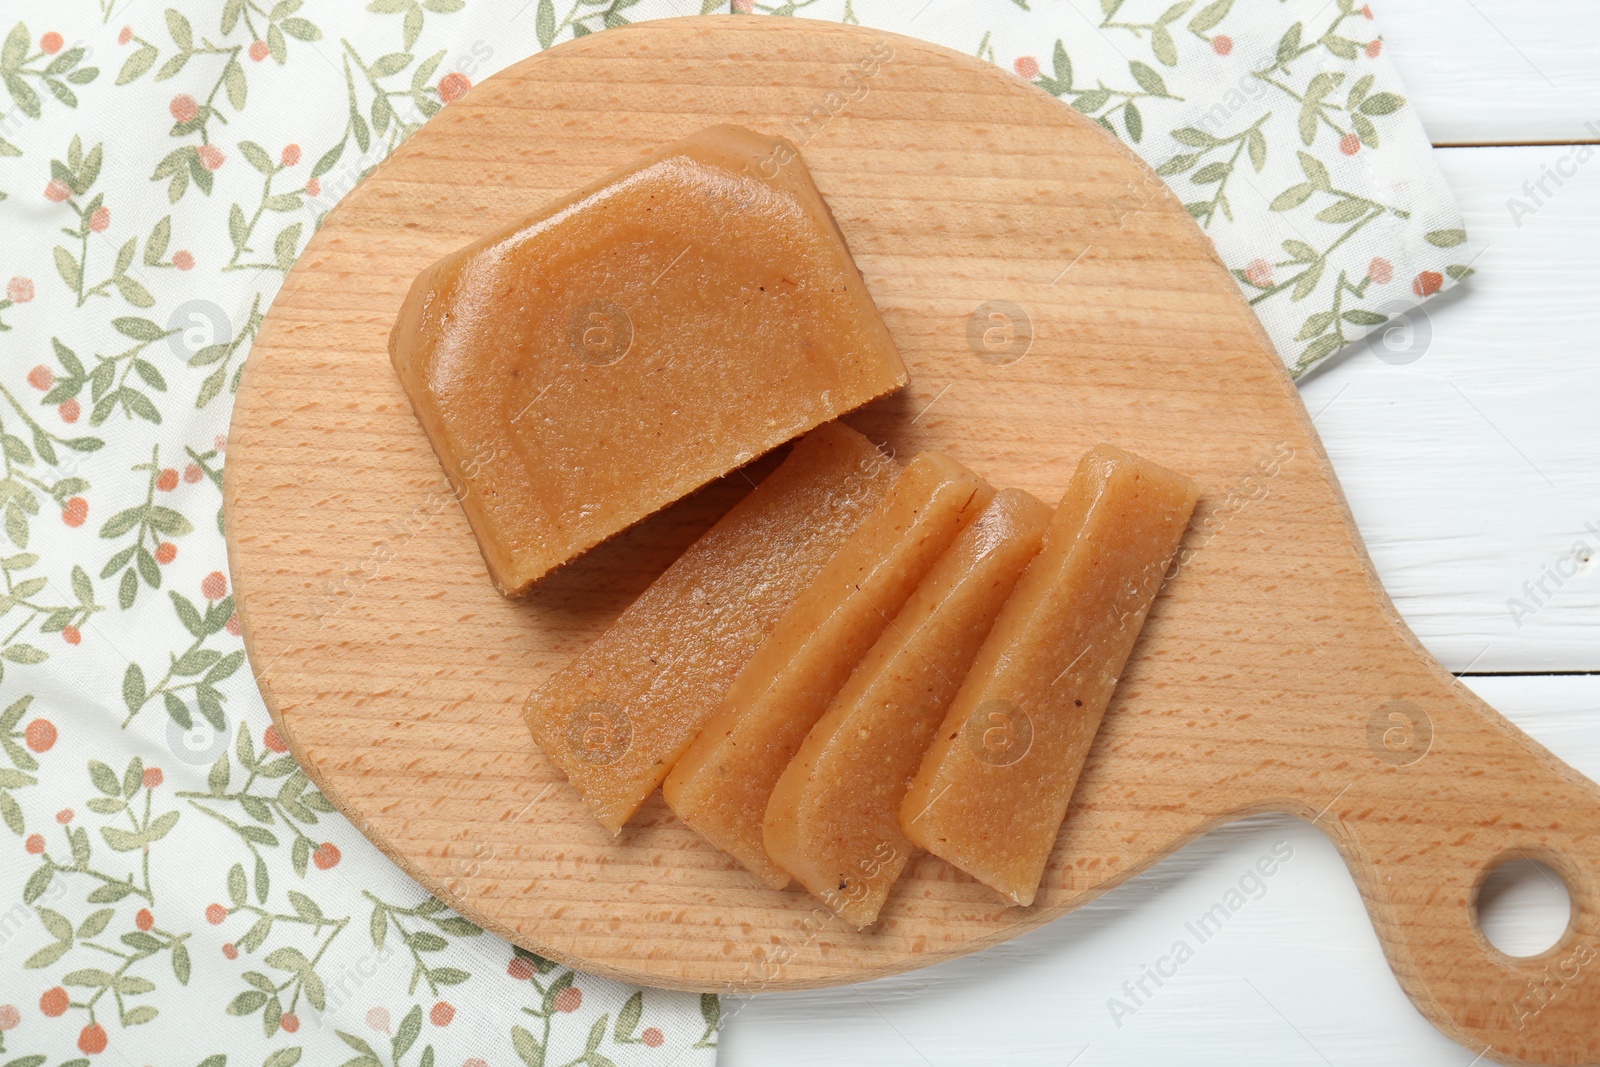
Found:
[720,3,1600,1063]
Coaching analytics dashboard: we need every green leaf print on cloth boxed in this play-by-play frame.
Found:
[0,0,1467,1062]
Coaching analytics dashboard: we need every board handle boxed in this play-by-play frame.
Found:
[1315,677,1600,1066]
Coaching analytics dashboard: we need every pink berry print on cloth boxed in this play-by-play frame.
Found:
[0,0,1466,1063]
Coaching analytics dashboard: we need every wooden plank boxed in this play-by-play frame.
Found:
[718,673,1600,1067]
[1373,0,1600,145]
[1301,144,1600,673]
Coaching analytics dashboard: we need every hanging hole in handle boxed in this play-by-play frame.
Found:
[1474,857,1574,959]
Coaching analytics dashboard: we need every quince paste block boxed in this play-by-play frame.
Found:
[523,423,897,834]
[390,124,908,593]
[665,452,993,889]
[901,444,1199,907]
[764,487,1051,927]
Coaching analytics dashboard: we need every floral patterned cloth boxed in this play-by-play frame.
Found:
[772,0,1475,375]
[0,0,1463,1064]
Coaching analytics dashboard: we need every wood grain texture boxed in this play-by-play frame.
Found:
[222,17,1600,1065]
[720,675,1600,1067]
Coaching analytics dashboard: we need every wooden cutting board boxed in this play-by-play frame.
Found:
[224,16,1600,1065]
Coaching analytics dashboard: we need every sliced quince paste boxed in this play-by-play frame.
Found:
[901,444,1199,907]
[523,424,897,834]
[665,453,993,889]
[764,487,1051,927]
[390,124,907,593]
